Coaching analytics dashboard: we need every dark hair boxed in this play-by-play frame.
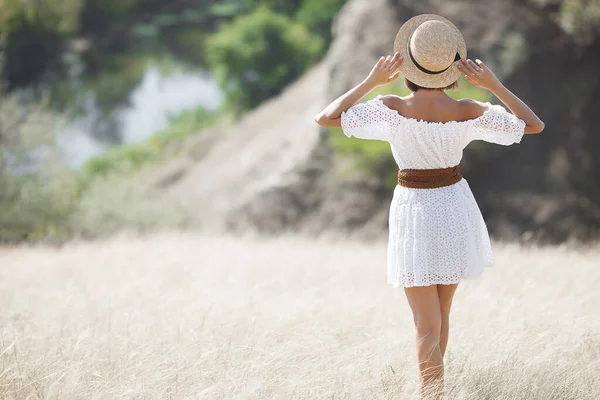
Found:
[405,78,458,92]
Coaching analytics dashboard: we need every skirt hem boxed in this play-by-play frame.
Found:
[388,261,494,289]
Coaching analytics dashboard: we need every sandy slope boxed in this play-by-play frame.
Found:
[168,60,328,231]
[1,234,599,399]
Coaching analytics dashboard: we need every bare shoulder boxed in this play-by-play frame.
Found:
[380,94,406,113]
[457,98,491,120]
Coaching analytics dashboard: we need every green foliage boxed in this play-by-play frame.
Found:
[0,0,83,33]
[1,0,441,242]
[0,87,211,242]
[499,33,529,77]
[73,102,216,238]
[527,0,600,42]
[73,172,193,238]
[240,0,304,15]
[2,0,348,120]
[208,1,247,17]
[296,0,348,45]
[329,78,492,189]
[206,7,323,114]
[0,169,80,242]
[0,94,80,243]
[0,0,349,243]
[1,0,83,91]
[81,107,218,179]
[174,30,208,66]
[559,0,600,42]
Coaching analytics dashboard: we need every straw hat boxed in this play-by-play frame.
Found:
[394,14,467,89]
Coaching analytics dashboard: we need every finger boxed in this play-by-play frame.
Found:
[462,59,477,75]
[475,59,488,71]
[467,59,483,74]
[461,59,478,76]
[387,70,402,82]
[388,53,400,69]
[389,55,403,71]
[465,74,478,86]
[383,55,392,68]
[467,59,481,73]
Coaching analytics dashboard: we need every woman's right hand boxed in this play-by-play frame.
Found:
[365,52,403,87]
[314,52,402,128]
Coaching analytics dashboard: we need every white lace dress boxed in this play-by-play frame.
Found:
[341,95,526,288]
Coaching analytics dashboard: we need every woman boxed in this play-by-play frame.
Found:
[314,14,544,398]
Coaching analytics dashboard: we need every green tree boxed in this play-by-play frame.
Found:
[296,0,348,46]
[0,43,79,242]
[206,7,323,114]
[241,0,304,15]
[0,0,83,90]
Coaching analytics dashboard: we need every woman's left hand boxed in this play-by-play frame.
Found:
[458,59,502,91]
[364,52,403,87]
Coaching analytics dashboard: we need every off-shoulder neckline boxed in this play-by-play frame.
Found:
[371,95,496,126]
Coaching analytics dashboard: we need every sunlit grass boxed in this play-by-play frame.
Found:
[0,234,598,398]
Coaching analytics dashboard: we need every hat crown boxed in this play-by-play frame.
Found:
[409,20,458,73]
[394,14,466,88]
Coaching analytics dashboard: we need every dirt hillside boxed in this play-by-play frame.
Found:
[166,60,329,232]
[156,0,600,243]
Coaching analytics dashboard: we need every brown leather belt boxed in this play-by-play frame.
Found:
[397,165,463,189]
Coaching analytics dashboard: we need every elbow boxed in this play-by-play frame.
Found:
[527,120,545,134]
[314,113,334,127]
[314,112,342,128]
[533,121,545,134]
[314,113,328,127]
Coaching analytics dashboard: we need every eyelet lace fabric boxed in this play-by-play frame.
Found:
[341,95,526,288]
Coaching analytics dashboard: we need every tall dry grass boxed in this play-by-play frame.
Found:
[0,233,599,399]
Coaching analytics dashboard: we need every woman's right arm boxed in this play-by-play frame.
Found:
[459,59,545,134]
[314,52,403,128]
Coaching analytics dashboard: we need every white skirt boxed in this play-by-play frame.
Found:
[387,178,494,288]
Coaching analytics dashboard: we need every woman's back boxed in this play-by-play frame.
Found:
[341,94,526,170]
[383,91,481,124]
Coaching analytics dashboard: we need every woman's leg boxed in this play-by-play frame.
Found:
[437,283,459,359]
[404,285,444,398]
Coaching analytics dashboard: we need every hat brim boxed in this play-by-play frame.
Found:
[394,14,467,89]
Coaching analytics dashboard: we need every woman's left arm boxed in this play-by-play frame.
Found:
[314,52,403,128]
[459,58,545,134]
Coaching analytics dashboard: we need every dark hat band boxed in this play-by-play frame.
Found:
[407,31,461,75]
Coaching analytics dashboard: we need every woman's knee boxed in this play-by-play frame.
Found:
[413,314,442,341]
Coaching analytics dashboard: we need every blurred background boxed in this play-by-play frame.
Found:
[2,2,600,398]
[1,0,599,244]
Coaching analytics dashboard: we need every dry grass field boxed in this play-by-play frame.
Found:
[0,233,599,399]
